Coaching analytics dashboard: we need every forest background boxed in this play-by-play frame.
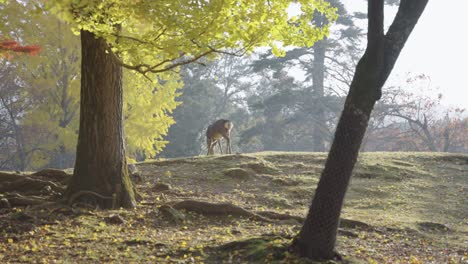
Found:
[1,0,466,171]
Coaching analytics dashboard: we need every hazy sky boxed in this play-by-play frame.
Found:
[342,0,468,110]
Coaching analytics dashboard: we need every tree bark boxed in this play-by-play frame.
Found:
[64,30,136,209]
[311,17,327,152]
[291,0,429,260]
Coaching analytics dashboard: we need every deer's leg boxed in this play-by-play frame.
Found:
[217,140,223,154]
[207,138,213,155]
[226,137,232,154]
[223,134,231,154]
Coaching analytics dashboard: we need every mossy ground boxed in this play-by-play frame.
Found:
[0,152,467,263]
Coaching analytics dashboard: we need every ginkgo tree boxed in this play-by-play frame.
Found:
[1,0,177,170]
[47,0,337,208]
[123,70,182,161]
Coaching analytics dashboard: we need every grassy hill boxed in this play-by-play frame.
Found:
[1,152,467,263]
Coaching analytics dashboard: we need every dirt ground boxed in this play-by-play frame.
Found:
[0,152,467,263]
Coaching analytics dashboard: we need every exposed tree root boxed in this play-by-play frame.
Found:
[26,201,68,211]
[3,193,48,206]
[0,172,25,182]
[32,168,72,183]
[256,211,304,223]
[66,190,114,209]
[165,200,372,229]
[0,171,67,209]
[168,200,272,222]
[339,218,370,229]
[0,176,64,194]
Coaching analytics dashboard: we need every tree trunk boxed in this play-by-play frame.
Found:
[442,126,450,152]
[292,65,378,259]
[291,0,429,260]
[311,37,326,152]
[310,12,327,152]
[64,30,136,209]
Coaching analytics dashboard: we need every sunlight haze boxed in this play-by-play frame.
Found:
[343,0,468,110]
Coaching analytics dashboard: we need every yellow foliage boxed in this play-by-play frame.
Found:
[48,0,337,72]
[39,0,337,163]
[124,70,182,159]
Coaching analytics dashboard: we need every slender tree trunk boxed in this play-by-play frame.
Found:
[421,125,437,151]
[292,66,379,259]
[64,30,136,209]
[442,127,450,152]
[14,129,26,171]
[2,96,27,170]
[291,0,429,260]
[311,37,326,152]
[310,12,327,152]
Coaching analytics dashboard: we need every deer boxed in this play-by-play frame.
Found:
[206,119,233,155]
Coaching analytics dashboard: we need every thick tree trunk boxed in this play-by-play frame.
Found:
[292,0,429,260]
[64,30,136,209]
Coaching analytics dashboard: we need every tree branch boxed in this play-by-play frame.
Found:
[380,0,429,86]
[367,0,384,54]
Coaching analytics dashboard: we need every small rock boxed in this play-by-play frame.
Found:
[40,185,53,195]
[131,172,143,183]
[104,214,125,225]
[128,164,138,174]
[417,221,451,232]
[128,164,143,183]
[159,205,185,223]
[231,228,242,234]
[152,183,171,192]
[223,168,251,180]
[0,198,11,209]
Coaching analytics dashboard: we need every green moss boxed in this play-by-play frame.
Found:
[222,168,251,180]
[5,151,464,262]
[240,161,280,175]
[215,237,288,263]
